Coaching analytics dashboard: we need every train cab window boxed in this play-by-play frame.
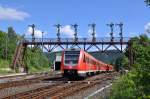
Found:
[65,60,78,64]
[64,51,80,65]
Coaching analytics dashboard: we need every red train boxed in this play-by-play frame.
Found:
[61,49,113,78]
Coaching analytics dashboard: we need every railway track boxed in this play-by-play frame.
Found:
[2,72,118,99]
[0,75,63,90]
[0,71,58,80]
[51,72,117,99]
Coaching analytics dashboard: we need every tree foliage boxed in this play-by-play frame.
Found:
[0,27,50,73]
[111,35,150,99]
[115,55,128,71]
[25,48,50,73]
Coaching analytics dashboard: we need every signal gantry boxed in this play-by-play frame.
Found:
[12,23,134,73]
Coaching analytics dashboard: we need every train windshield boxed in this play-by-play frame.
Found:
[64,51,80,65]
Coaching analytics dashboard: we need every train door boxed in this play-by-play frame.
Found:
[54,61,61,70]
[54,54,62,71]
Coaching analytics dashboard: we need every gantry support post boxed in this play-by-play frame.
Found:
[11,42,28,73]
[128,41,133,70]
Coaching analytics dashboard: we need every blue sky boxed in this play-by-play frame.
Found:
[0,0,150,38]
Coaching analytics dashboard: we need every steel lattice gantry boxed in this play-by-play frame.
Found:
[23,37,129,51]
[11,37,133,73]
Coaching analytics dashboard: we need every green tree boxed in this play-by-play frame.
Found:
[8,27,17,42]
[111,35,150,99]
[0,31,7,59]
[25,48,50,73]
[115,55,128,71]
[0,27,50,73]
[6,27,18,61]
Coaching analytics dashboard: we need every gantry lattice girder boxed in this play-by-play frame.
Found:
[22,37,129,52]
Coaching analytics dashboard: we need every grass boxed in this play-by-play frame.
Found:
[28,65,51,73]
[0,59,51,75]
[0,59,15,75]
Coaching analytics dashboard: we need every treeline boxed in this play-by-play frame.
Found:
[0,27,50,73]
[0,27,18,61]
[111,35,150,99]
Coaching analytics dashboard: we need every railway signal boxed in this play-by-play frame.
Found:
[42,31,44,52]
[144,0,150,6]
[107,22,114,42]
[115,22,123,41]
[28,24,35,42]
[54,24,62,42]
[71,24,78,42]
[88,23,96,42]
[116,22,124,51]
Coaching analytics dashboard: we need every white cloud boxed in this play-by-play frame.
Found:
[60,25,74,37]
[145,22,150,33]
[0,6,30,21]
[26,27,46,38]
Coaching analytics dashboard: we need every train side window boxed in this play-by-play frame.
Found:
[94,61,95,65]
[93,61,95,65]
[91,60,93,65]
[89,58,93,64]
[87,58,89,63]
[83,55,86,63]
[89,58,91,64]
[91,59,94,65]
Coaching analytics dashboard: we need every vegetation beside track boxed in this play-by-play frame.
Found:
[111,35,150,99]
[0,59,15,74]
[0,27,50,74]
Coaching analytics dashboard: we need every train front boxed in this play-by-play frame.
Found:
[61,49,80,78]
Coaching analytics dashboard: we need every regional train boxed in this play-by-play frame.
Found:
[61,49,113,78]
